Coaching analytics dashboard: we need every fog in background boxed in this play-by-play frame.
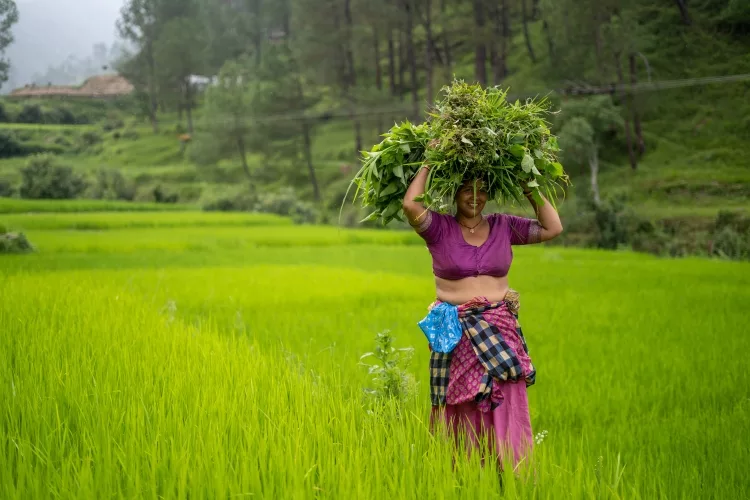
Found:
[5,0,124,90]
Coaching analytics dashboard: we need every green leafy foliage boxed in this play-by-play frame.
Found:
[348,81,570,225]
[359,330,416,404]
[348,121,430,225]
[19,154,87,200]
[88,168,136,201]
[0,230,34,254]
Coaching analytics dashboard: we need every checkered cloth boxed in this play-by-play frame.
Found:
[429,291,536,408]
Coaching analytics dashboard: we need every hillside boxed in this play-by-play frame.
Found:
[1,1,748,259]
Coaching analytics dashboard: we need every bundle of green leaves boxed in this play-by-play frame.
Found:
[347,81,569,225]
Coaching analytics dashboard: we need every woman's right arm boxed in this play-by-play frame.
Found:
[402,165,430,227]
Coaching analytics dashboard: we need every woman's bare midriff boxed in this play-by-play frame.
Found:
[435,275,510,305]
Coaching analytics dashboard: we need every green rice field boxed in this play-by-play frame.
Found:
[1,210,749,499]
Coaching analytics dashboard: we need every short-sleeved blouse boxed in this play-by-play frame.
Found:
[412,210,541,280]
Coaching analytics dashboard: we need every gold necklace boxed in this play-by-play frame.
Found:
[457,216,485,234]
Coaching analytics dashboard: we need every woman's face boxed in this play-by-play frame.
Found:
[455,180,488,218]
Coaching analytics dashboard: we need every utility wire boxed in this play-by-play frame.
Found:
[164,72,750,128]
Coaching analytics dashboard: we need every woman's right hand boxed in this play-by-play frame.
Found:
[403,164,430,226]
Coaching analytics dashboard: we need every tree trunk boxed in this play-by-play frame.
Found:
[252,0,263,67]
[615,53,637,170]
[387,30,397,97]
[542,19,555,58]
[589,145,601,206]
[403,0,419,121]
[441,0,453,84]
[184,80,194,135]
[374,27,383,91]
[473,0,487,86]
[674,0,691,25]
[521,0,536,62]
[425,0,434,105]
[490,2,505,84]
[301,119,320,201]
[500,0,510,80]
[398,30,406,101]
[594,13,604,84]
[237,135,252,181]
[145,42,159,134]
[341,0,362,157]
[343,0,357,87]
[629,53,645,156]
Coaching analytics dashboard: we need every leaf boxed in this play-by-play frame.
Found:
[460,136,474,146]
[521,153,535,173]
[531,166,541,176]
[548,162,564,178]
[527,179,540,188]
[378,183,399,198]
[359,211,380,223]
[392,164,404,181]
[400,143,411,153]
[382,200,401,219]
[509,145,525,158]
[534,149,543,159]
[531,189,545,207]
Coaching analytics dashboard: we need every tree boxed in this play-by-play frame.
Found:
[0,0,19,87]
[472,0,487,86]
[520,0,537,62]
[117,0,160,133]
[117,0,197,133]
[201,57,256,181]
[557,96,623,206]
[154,17,207,134]
[246,45,323,201]
[674,0,691,26]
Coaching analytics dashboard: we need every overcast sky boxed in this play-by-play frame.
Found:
[7,0,125,87]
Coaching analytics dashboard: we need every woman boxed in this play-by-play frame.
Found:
[402,164,563,468]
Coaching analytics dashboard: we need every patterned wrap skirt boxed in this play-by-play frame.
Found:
[425,291,536,466]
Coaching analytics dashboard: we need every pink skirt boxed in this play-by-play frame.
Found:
[429,298,534,467]
[430,379,533,467]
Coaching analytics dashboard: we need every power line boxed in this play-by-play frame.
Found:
[167,72,750,128]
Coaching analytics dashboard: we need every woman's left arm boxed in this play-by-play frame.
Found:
[526,191,563,242]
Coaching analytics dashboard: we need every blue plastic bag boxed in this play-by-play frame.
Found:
[418,302,463,353]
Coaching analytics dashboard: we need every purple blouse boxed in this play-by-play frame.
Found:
[413,210,542,280]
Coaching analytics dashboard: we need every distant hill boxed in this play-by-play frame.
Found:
[5,0,123,90]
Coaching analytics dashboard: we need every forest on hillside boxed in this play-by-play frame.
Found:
[1,0,749,259]
[112,0,750,196]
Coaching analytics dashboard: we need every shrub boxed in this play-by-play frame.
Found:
[0,226,34,254]
[19,155,87,200]
[0,130,25,158]
[16,104,44,124]
[589,195,632,250]
[631,220,672,256]
[80,131,103,147]
[122,129,140,141]
[254,187,319,224]
[44,107,78,125]
[711,211,750,260]
[88,168,135,201]
[102,118,125,132]
[203,190,258,212]
[152,184,179,204]
[0,102,9,123]
[52,135,73,148]
[0,178,14,197]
